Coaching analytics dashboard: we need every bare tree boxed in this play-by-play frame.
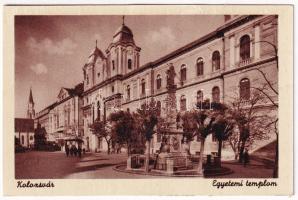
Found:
[227,90,273,162]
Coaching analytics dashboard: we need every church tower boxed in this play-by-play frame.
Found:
[106,16,141,77]
[27,87,35,119]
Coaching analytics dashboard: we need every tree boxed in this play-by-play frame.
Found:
[109,110,136,156]
[227,90,272,162]
[212,111,235,162]
[135,98,159,172]
[89,119,114,154]
[181,110,215,175]
[34,123,47,150]
[180,111,197,152]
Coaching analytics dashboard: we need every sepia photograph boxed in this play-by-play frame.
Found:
[14,14,279,179]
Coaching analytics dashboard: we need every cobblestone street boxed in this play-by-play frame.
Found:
[15,151,274,179]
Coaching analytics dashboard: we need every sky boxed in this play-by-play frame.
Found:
[15,15,224,118]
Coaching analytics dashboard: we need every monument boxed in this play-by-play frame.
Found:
[154,63,192,175]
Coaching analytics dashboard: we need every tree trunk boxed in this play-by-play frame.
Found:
[127,144,130,156]
[145,140,150,172]
[107,141,110,154]
[273,138,278,178]
[198,138,205,176]
[238,140,246,163]
[218,139,222,161]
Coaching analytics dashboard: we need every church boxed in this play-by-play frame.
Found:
[15,88,35,148]
[35,15,278,159]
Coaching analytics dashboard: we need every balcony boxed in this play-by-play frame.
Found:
[238,57,253,67]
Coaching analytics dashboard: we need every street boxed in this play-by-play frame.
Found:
[15,151,274,179]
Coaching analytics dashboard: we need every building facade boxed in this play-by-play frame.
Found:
[15,118,35,148]
[35,15,278,158]
[35,83,84,147]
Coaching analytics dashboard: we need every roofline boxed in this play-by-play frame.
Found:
[123,15,260,79]
[81,15,262,96]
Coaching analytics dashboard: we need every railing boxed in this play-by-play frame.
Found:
[238,57,253,67]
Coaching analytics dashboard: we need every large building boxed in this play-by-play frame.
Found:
[35,15,278,158]
[35,83,84,147]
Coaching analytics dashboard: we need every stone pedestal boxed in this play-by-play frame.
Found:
[126,156,132,170]
[166,159,174,174]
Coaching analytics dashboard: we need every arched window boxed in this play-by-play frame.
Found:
[240,35,250,60]
[97,101,101,120]
[127,85,131,100]
[197,90,203,103]
[156,74,162,90]
[180,95,187,111]
[240,78,250,100]
[212,51,220,71]
[128,59,132,70]
[212,86,220,103]
[112,60,115,70]
[180,64,187,82]
[141,79,146,95]
[197,57,204,76]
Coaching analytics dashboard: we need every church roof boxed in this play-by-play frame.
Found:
[29,88,34,104]
[112,23,135,44]
[63,83,84,97]
[15,118,34,132]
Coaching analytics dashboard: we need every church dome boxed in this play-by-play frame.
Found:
[112,24,135,44]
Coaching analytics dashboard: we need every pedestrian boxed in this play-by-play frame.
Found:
[70,144,74,156]
[78,146,82,158]
[243,148,249,167]
[65,143,69,157]
[74,146,78,157]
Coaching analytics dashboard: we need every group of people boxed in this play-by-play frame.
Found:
[65,143,83,158]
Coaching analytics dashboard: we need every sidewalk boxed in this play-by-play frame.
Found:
[208,158,274,178]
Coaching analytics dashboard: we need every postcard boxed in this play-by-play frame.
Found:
[3,5,293,195]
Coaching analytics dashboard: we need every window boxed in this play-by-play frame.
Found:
[97,72,100,77]
[180,95,187,111]
[97,101,101,120]
[128,59,132,70]
[127,85,131,100]
[197,57,204,76]
[112,60,115,70]
[156,74,162,90]
[197,90,203,104]
[30,136,33,140]
[240,35,250,60]
[212,86,220,103]
[141,79,146,95]
[180,64,187,82]
[212,51,220,71]
[111,86,114,93]
[86,75,89,84]
[240,78,250,100]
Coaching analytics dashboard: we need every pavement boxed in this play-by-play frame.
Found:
[15,151,274,179]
